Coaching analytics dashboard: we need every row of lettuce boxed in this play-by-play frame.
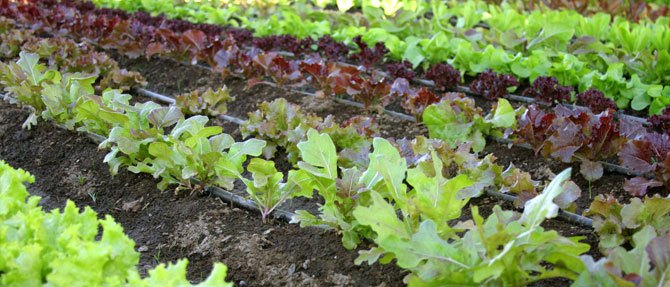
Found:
[3,0,668,197]
[2,19,670,286]
[10,0,670,125]
[88,0,670,115]
[0,161,233,286]
[100,0,670,19]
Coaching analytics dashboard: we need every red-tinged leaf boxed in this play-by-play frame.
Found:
[213,49,232,68]
[401,87,442,119]
[425,63,461,91]
[328,64,359,96]
[550,145,581,162]
[514,105,556,152]
[119,42,142,59]
[619,116,647,140]
[620,140,656,173]
[646,234,670,270]
[317,35,349,60]
[623,176,663,197]
[343,116,380,137]
[545,121,582,162]
[145,42,164,59]
[555,180,581,209]
[622,273,642,285]
[580,160,603,182]
[513,190,538,209]
[523,76,573,105]
[648,106,670,135]
[347,76,392,113]
[386,61,415,80]
[155,28,180,47]
[390,78,411,97]
[469,69,518,100]
[576,89,617,114]
[583,111,624,160]
[350,35,388,70]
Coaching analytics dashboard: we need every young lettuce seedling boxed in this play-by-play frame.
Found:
[242,158,312,222]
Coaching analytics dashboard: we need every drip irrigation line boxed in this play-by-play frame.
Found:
[485,189,593,227]
[134,87,247,125]
[206,185,296,222]
[133,86,596,228]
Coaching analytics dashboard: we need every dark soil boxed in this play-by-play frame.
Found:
[0,102,408,286]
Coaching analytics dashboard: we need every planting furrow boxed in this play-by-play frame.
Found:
[86,0,670,116]
[115,54,636,202]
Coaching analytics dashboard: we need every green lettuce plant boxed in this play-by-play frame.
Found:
[0,160,232,286]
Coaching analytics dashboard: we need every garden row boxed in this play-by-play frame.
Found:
[98,0,670,22]
[6,0,669,197]
[1,9,669,286]
[89,0,670,116]
[0,159,234,286]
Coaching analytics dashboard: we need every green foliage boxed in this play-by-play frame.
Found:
[241,98,322,164]
[241,98,375,167]
[0,160,232,286]
[291,129,379,249]
[1,52,265,194]
[93,0,670,114]
[585,194,670,252]
[129,115,265,192]
[574,226,670,287]
[241,158,312,221]
[354,168,589,285]
[0,52,62,128]
[423,97,517,152]
[175,86,235,117]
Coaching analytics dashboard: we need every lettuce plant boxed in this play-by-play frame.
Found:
[130,115,265,192]
[175,86,235,117]
[423,97,517,152]
[354,169,589,285]
[585,194,670,252]
[241,158,312,222]
[0,160,232,286]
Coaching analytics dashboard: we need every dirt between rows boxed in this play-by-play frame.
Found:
[0,102,408,286]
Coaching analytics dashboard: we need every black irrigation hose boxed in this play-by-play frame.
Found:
[134,88,246,125]
[205,185,296,222]
[134,87,595,228]
[485,189,593,227]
